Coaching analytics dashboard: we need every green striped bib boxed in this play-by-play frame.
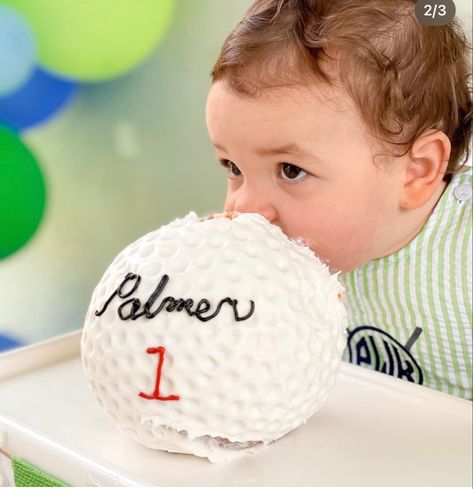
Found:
[340,167,472,400]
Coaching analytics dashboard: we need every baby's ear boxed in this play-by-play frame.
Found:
[400,129,451,209]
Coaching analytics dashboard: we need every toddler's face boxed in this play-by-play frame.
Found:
[206,81,405,272]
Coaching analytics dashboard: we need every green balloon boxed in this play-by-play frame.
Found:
[2,0,175,81]
[0,127,46,259]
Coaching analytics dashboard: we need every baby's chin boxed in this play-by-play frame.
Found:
[305,251,364,275]
[317,255,358,274]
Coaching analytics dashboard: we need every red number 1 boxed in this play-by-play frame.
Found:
[139,346,180,401]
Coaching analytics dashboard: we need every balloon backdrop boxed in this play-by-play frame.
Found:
[3,0,175,81]
[0,5,36,96]
[0,126,46,259]
[0,331,23,352]
[0,67,77,131]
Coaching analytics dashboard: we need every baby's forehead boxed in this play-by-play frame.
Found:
[207,79,377,154]
[211,78,352,113]
[272,83,352,113]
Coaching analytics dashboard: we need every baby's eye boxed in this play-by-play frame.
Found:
[280,163,307,181]
[220,159,242,178]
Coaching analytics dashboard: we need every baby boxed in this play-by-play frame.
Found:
[205,0,472,399]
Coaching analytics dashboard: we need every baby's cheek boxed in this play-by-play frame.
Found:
[304,215,377,271]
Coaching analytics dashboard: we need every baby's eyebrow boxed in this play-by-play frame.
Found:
[255,143,312,159]
[214,142,323,164]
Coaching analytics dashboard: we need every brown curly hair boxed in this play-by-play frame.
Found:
[210,0,472,176]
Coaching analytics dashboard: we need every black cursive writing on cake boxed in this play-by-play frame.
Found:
[95,273,255,322]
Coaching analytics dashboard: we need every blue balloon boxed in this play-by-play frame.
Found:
[0,331,24,352]
[0,5,36,96]
[0,67,77,131]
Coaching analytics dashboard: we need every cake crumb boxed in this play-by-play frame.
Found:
[203,211,239,221]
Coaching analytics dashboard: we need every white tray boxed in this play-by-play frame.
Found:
[0,330,471,486]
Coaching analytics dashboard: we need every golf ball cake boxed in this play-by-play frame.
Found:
[81,211,347,462]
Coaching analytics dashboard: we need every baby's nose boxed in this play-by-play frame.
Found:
[226,187,277,223]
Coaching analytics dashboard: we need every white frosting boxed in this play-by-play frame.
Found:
[81,212,347,462]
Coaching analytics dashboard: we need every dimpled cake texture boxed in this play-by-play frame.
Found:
[81,212,348,463]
